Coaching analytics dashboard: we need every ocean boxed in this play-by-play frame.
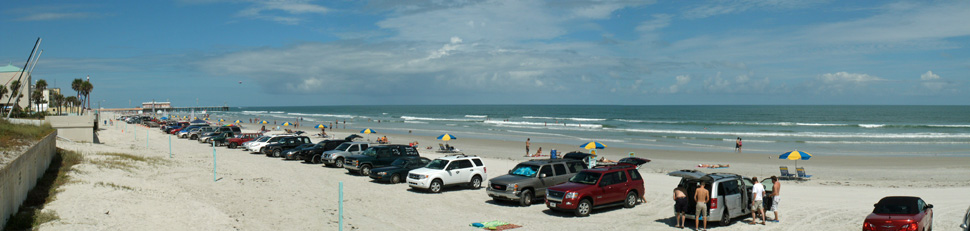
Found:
[201,105,970,157]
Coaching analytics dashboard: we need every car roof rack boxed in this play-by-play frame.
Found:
[444,153,476,158]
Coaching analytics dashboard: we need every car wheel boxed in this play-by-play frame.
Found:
[191,135,197,140]
[624,192,637,208]
[429,179,443,193]
[519,189,533,206]
[718,209,730,226]
[390,174,402,184]
[310,155,321,164]
[273,149,282,157]
[359,165,372,176]
[261,148,269,156]
[334,157,344,168]
[228,142,237,149]
[468,175,482,189]
[575,199,592,217]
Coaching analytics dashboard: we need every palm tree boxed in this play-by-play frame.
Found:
[65,96,78,114]
[81,80,93,113]
[71,78,83,110]
[28,79,47,112]
[4,80,22,116]
[0,85,7,115]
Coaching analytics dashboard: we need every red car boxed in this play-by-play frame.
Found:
[224,133,261,149]
[544,158,648,216]
[864,196,933,231]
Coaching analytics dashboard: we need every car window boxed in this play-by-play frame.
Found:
[391,149,401,156]
[539,165,554,177]
[627,169,642,181]
[349,145,360,152]
[458,160,473,169]
[553,164,567,176]
[268,137,281,142]
[472,158,483,166]
[427,159,449,170]
[917,199,926,211]
[599,172,618,186]
[360,144,369,150]
[445,161,458,170]
[569,171,601,185]
[566,161,586,173]
[510,164,539,177]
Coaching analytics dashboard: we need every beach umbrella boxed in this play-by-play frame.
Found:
[260,120,269,124]
[225,124,234,127]
[314,124,328,129]
[437,133,457,141]
[780,150,813,168]
[580,142,607,150]
[281,122,292,126]
[360,128,377,141]
[234,120,242,124]
[219,118,225,122]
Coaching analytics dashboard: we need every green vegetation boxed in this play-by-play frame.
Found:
[3,149,83,230]
[90,152,168,171]
[94,182,135,191]
[0,118,54,151]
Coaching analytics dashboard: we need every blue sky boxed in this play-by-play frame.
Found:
[1,0,968,107]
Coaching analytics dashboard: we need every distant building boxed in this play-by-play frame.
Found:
[0,63,31,110]
[142,102,172,109]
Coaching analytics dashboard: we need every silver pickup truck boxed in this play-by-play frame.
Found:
[321,142,370,168]
[486,157,588,206]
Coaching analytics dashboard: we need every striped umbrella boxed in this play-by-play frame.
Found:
[437,134,457,141]
[780,150,813,169]
[234,120,243,124]
[260,120,269,124]
[219,119,225,122]
[360,128,376,134]
[281,122,293,126]
[314,124,328,129]
[580,142,607,150]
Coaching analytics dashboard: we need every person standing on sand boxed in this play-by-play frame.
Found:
[673,187,687,229]
[736,138,743,153]
[525,138,531,157]
[750,177,766,225]
[695,182,710,231]
[770,176,781,222]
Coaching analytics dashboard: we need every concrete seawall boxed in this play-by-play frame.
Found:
[0,131,57,228]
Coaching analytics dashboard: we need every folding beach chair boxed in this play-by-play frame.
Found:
[437,143,448,153]
[796,167,813,179]
[779,166,796,179]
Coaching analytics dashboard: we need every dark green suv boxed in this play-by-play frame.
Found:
[369,156,431,183]
[344,145,420,176]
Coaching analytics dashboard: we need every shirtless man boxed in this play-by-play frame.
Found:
[770,176,781,222]
[673,187,688,228]
[695,182,710,231]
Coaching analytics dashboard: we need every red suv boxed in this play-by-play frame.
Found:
[545,161,646,216]
[864,196,933,231]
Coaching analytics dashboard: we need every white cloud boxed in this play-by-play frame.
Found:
[803,2,970,44]
[683,0,825,19]
[817,72,883,84]
[16,12,96,21]
[920,71,940,80]
[636,14,671,32]
[189,0,329,24]
[377,0,565,42]
[702,73,771,93]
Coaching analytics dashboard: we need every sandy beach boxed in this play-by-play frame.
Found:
[40,116,970,230]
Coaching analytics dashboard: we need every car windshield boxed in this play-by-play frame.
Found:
[391,158,408,166]
[335,143,352,150]
[255,136,269,142]
[569,172,601,185]
[510,164,540,177]
[874,203,918,214]
[425,159,449,170]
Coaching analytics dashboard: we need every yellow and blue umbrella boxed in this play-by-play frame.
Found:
[281,122,293,126]
[260,120,269,124]
[437,134,457,141]
[219,118,225,122]
[314,124,328,129]
[360,128,376,134]
[779,150,812,160]
[234,120,242,124]
[580,142,607,150]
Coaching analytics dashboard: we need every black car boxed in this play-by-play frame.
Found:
[262,136,312,157]
[369,156,431,183]
[344,145,420,176]
[288,139,349,161]
[281,143,315,160]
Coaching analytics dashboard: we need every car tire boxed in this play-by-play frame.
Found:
[519,189,533,206]
[334,157,344,168]
[624,191,637,208]
[310,155,321,164]
[468,175,482,189]
[360,165,372,176]
[429,179,443,193]
[575,199,592,217]
[390,174,402,184]
[272,149,282,157]
[191,135,197,140]
[718,209,730,226]
[228,142,237,149]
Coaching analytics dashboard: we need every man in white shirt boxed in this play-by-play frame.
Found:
[750,177,766,225]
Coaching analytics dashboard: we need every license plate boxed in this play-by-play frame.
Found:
[549,202,557,207]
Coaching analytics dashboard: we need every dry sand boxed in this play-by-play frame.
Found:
[40,116,970,230]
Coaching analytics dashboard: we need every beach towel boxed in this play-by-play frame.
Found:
[470,221,520,230]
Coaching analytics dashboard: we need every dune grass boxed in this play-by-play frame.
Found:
[0,119,54,151]
[90,152,168,172]
[3,148,83,230]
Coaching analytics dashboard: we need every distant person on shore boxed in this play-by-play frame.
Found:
[329,123,333,131]
[750,177,766,225]
[321,128,327,137]
[533,147,542,157]
[770,176,781,222]
[673,187,687,229]
[525,138,531,157]
[735,137,742,152]
[695,182,710,231]
[261,125,266,133]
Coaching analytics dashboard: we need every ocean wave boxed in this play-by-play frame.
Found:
[269,111,285,114]
[288,113,356,118]
[484,120,603,129]
[404,121,429,124]
[608,128,970,139]
[926,124,970,128]
[241,111,268,114]
[805,141,970,145]
[401,116,481,122]
[464,115,488,118]
[522,116,607,121]
[858,124,885,128]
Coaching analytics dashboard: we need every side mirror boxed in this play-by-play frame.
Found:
[960,224,967,229]
[508,170,512,174]
[925,204,933,209]
[539,173,547,178]
[873,204,877,208]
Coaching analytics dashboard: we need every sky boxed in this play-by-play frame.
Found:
[1,0,968,107]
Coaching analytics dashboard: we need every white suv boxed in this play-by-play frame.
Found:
[407,154,487,193]
[244,134,293,153]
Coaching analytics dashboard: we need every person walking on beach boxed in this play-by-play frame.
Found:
[735,137,742,152]
[750,177,766,225]
[525,138,531,157]
[770,176,781,222]
[673,187,688,229]
[695,182,710,231]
